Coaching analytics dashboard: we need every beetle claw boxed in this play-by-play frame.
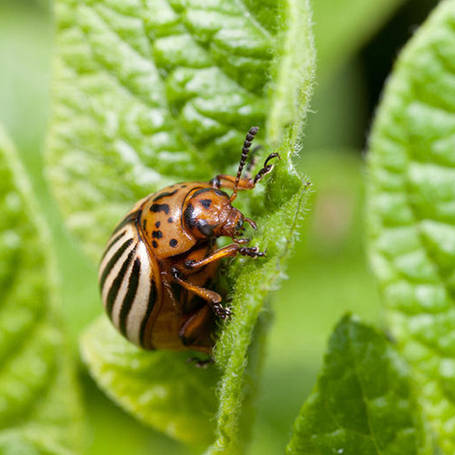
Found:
[264,152,280,167]
[239,246,265,258]
[253,153,280,184]
[212,303,231,320]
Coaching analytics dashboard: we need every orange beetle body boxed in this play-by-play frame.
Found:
[99,128,278,355]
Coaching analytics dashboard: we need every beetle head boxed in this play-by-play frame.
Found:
[183,188,254,241]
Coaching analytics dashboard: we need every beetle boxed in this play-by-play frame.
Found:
[99,127,278,355]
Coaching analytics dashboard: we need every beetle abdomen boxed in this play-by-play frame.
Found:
[99,209,160,348]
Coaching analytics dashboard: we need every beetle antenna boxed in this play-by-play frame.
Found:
[230,126,259,202]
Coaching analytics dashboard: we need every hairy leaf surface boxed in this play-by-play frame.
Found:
[368,1,455,451]
[81,317,220,446]
[0,127,83,455]
[286,315,429,455]
[49,0,314,451]
[49,0,278,259]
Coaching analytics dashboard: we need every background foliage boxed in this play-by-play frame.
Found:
[0,0,449,454]
[368,1,455,451]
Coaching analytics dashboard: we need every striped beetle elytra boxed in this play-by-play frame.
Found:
[99,127,279,356]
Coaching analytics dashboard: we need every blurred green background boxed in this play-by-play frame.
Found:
[0,0,438,453]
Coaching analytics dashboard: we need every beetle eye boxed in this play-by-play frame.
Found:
[236,219,244,230]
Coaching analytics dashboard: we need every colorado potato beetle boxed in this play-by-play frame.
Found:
[99,127,278,354]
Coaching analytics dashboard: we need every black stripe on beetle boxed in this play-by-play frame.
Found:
[140,280,157,347]
[193,188,227,198]
[105,245,137,317]
[101,230,127,261]
[113,210,141,235]
[153,189,178,202]
[183,203,196,228]
[119,257,141,335]
[150,203,170,214]
[100,238,134,288]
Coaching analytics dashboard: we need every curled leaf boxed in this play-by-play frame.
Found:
[286,315,429,455]
[368,0,455,451]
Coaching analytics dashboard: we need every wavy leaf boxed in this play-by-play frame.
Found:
[367,1,455,452]
[49,0,314,451]
[0,127,83,454]
[286,315,429,455]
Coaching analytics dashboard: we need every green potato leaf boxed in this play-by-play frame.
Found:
[48,0,315,451]
[367,0,455,451]
[0,127,83,454]
[286,314,429,455]
[81,317,220,447]
[49,0,276,260]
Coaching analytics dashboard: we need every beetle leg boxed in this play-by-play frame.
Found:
[179,305,214,349]
[233,237,250,245]
[239,246,266,258]
[184,243,264,271]
[184,243,240,269]
[171,267,230,319]
[253,152,280,184]
[160,271,184,313]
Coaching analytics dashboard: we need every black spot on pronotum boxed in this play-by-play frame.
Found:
[152,240,158,248]
[150,203,170,214]
[200,199,212,208]
[152,189,178,202]
[169,239,178,247]
[152,230,163,239]
[168,217,173,223]
[155,221,160,228]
